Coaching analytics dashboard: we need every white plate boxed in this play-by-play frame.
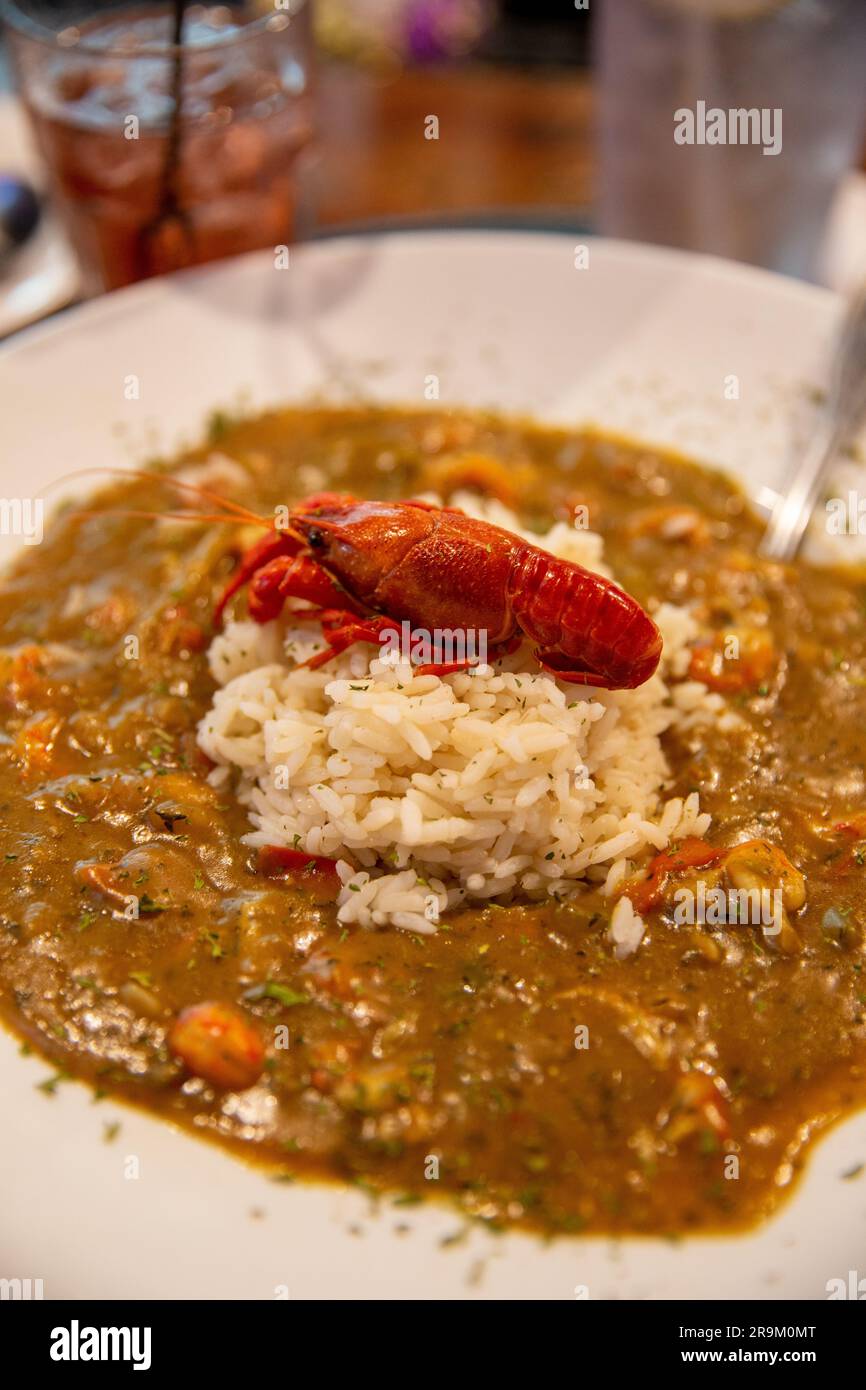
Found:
[1,232,865,1301]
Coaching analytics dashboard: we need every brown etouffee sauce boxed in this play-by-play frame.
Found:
[2,406,866,1238]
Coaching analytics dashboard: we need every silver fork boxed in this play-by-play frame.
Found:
[760,282,866,562]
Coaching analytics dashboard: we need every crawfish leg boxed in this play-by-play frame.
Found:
[301,616,399,670]
[533,646,613,688]
[414,659,476,676]
[248,554,359,624]
[416,634,522,678]
[214,530,303,626]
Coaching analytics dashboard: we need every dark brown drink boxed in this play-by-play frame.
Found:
[7,4,314,291]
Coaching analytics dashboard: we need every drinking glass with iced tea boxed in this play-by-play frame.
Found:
[2,0,314,292]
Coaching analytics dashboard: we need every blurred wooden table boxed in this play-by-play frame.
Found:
[313,60,594,229]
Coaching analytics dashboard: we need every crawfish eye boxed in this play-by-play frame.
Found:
[306,527,325,550]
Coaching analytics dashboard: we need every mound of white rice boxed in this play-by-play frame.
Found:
[197,494,727,948]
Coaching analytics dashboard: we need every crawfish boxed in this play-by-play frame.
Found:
[214,493,662,689]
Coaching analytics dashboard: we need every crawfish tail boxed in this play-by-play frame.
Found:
[507,544,662,690]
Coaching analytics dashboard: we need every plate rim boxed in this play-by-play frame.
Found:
[0,227,839,364]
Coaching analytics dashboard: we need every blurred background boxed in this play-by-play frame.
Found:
[2,0,866,337]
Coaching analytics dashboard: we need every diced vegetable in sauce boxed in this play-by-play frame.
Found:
[1,406,865,1238]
